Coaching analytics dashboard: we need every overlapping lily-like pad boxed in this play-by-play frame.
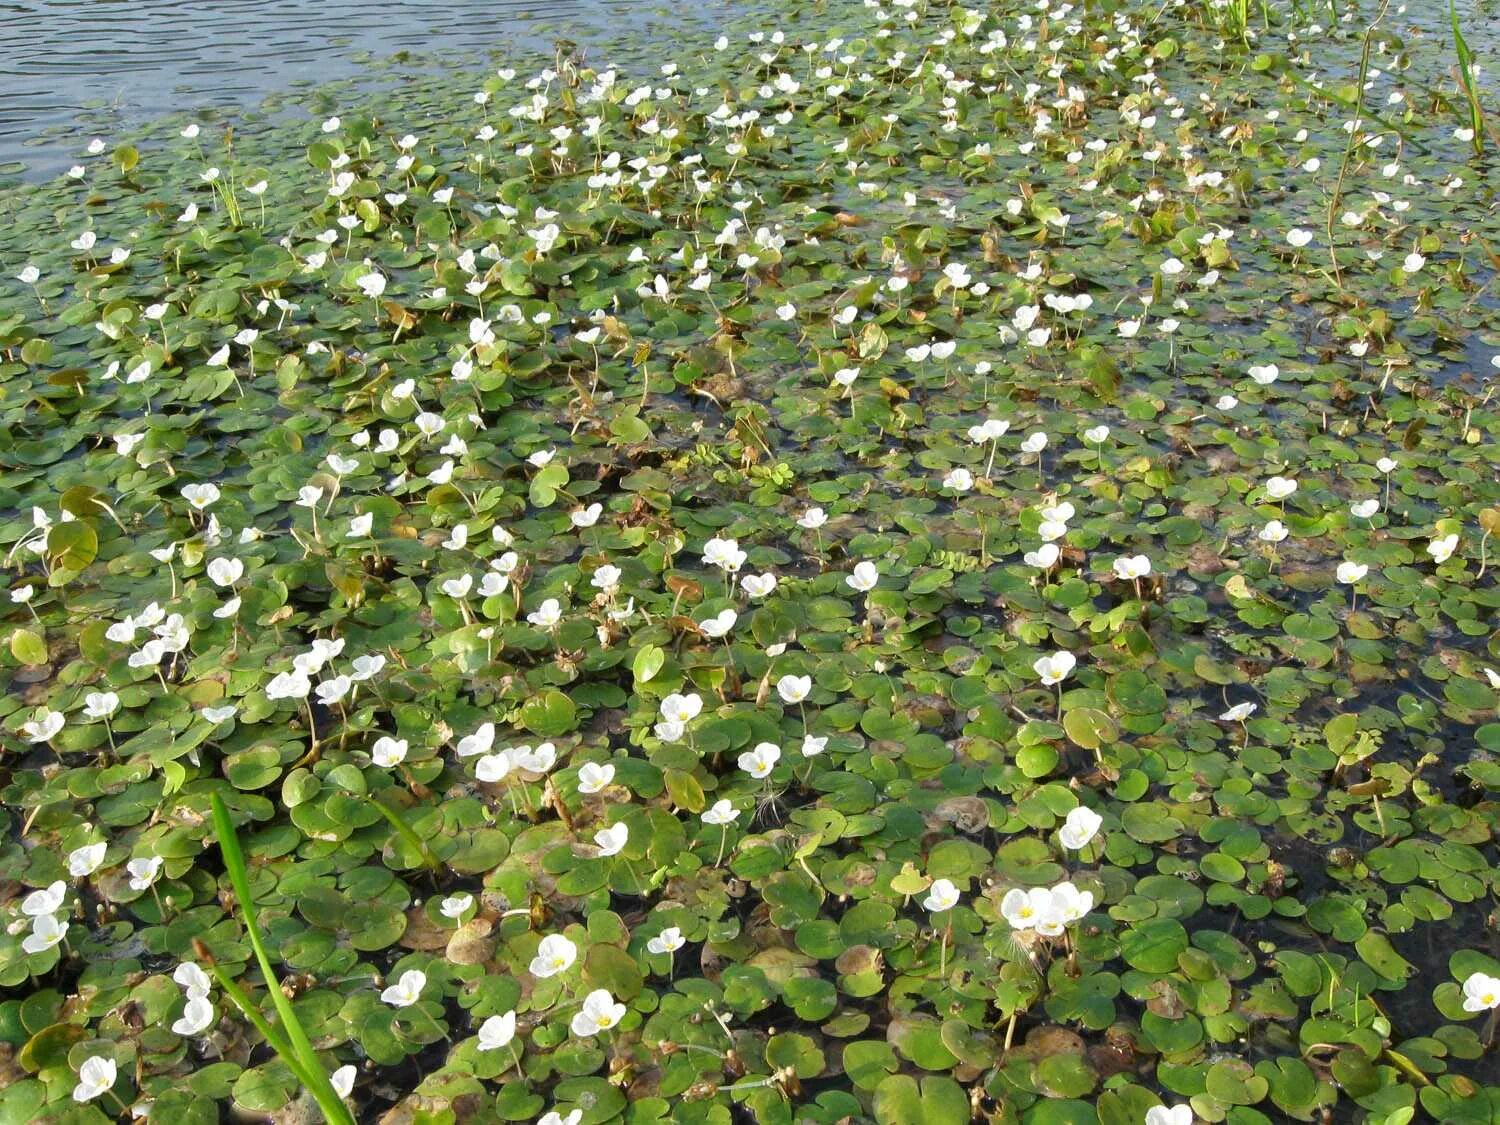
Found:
[1,0,1498,1122]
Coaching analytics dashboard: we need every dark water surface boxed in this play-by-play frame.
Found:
[0,0,661,177]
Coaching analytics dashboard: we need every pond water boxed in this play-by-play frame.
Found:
[6,0,1496,183]
[2,0,1500,1120]
[0,0,666,178]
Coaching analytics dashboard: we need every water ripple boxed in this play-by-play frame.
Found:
[0,0,636,175]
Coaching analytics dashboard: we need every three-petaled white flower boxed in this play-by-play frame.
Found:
[570,989,626,1037]
[530,934,578,978]
[380,969,427,1008]
[923,878,960,913]
[1058,807,1102,851]
[1033,651,1076,687]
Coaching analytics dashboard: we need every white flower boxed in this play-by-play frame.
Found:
[1220,703,1257,722]
[1083,425,1109,444]
[738,742,781,779]
[1264,476,1297,500]
[331,1065,357,1098]
[1259,520,1288,543]
[1000,887,1054,931]
[571,503,603,528]
[591,565,621,594]
[1402,252,1425,273]
[357,271,388,299]
[1039,502,1075,526]
[699,609,737,638]
[660,693,703,724]
[315,676,351,706]
[172,996,215,1036]
[476,753,512,783]
[846,561,879,592]
[348,513,374,538]
[530,934,578,978]
[1023,544,1060,570]
[777,675,811,704]
[594,822,629,857]
[1051,881,1094,924]
[511,742,556,774]
[68,842,107,877]
[1428,534,1459,564]
[1286,228,1313,248]
[174,962,212,999]
[1247,363,1279,385]
[1058,807,1102,850]
[702,537,746,572]
[527,598,563,629]
[22,710,65,743]
[1376,457,1398,474]
[1336,561,1368,585]
[23,913,69,954]
[380,969,427,1007]
[570,989,626,1037]
[73,1056,117,1103]
[702,799,739,826]
[351,654,385,681]
[1033,651,1076,686]
[128,855,163,890]
[440,894,474,920]
[1020,432,1048,454]
[1216,395,1239,410]
[1350,500,1380,519]
[442,574,474,599]
[741,572,778,598]
[1111,555,1151,581]
[923,878,960,913]
[83,692,120,720]
[944,468,974,491]
[1463,971,1500,1012]
[798,508,827,530]
[478,1011,517,1051]
[22,880,66,917]
[648,927,685,955]
[802,734,828,757]
[577,762,615,794]
[1145,1106,1193,1125]
[266,670,312,701]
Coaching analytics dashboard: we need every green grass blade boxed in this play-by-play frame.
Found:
[371,792,443,870]
[197,956,312,1086]
[211,794,355,1125]
[1450,0,1486,155]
